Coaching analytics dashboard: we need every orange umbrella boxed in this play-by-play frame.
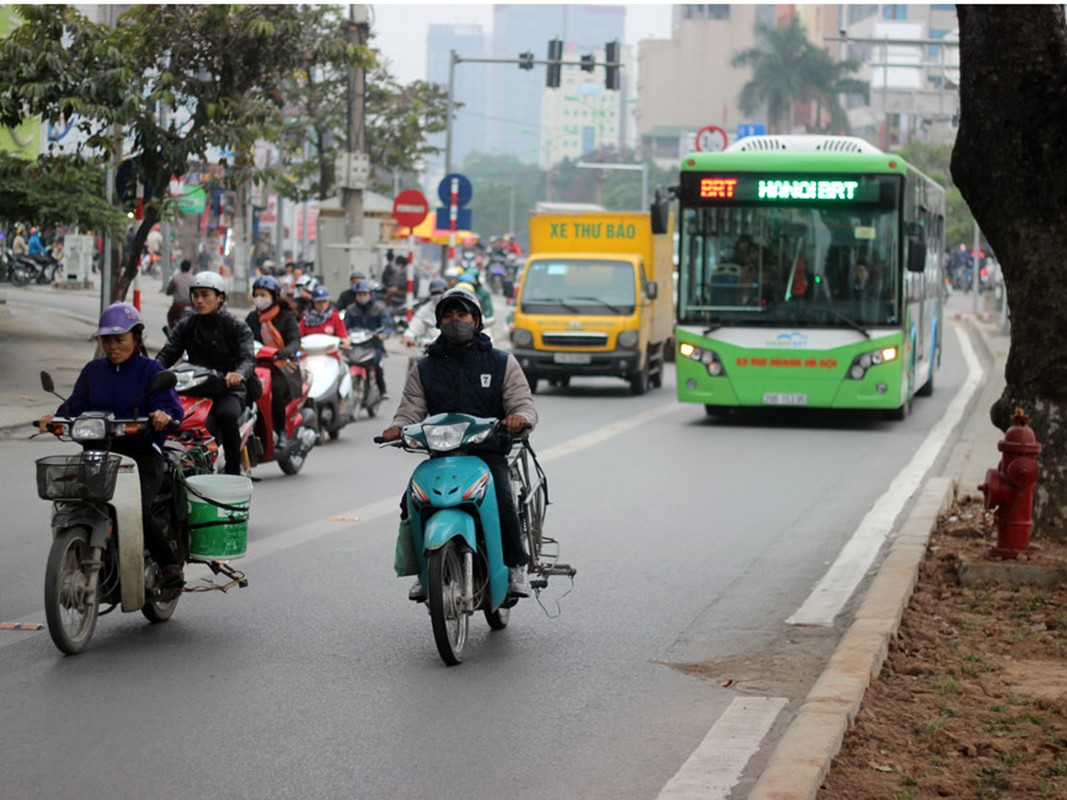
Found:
[393,215,478,245]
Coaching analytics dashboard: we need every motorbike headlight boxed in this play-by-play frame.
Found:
[423,421,470,451]
[512,327,533,347]
[71,417,108,442]
[617,329,639,348]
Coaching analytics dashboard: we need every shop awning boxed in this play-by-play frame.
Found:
[393,215,478,245]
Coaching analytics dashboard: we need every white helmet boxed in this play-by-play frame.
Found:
[191,270,226,295]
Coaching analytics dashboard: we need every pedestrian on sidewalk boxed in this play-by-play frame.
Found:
[165,259,195,329]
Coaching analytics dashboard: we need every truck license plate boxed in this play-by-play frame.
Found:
[762,392,807,406]
[554,353,592,365]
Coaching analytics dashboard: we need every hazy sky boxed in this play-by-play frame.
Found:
[368,2,674,84]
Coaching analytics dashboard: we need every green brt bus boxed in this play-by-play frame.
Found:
[653,135,945,419]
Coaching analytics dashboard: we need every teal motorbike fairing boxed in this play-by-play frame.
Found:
[407,454,509,610]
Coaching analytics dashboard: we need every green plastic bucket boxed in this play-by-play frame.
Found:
[185,475,252,560]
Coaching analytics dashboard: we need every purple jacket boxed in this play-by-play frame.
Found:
[60,355,184,451]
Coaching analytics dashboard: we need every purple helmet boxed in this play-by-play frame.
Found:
[95,302,144,337]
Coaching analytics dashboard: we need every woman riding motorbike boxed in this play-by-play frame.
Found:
[246,275,303,448]
[156,271,256,476]
[299,285,349,344]
[39,303,186,590]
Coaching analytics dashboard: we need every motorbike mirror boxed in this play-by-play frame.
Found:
[148,370,178,393]
[40,371,55,394]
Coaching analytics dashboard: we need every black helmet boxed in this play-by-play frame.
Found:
[434,287,483,330]
[252,275,281,301]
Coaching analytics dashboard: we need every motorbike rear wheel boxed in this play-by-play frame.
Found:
[10,264,32,287]
[484,606,510,630]
[44,528,100,655]
[428,539,469,666]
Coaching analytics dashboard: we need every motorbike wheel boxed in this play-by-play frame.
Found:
[10,264,31,287]
[484,606,510,630]
[44,528,100,655]
[427,539,469,666]
[142,594,179,623]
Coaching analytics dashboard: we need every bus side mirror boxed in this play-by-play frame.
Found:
[650,188,673,236]
[645,281,659,300]
[907,237,927,273]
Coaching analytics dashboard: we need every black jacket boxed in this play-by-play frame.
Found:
[156,311,256,399]
[245,305,301,358]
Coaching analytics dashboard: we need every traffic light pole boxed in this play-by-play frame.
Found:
[443,50,622,177]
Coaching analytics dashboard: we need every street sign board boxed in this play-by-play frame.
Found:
[436,207,472,232]
[737,123,767,140]
[436,173,473,207]
[694,125,728,153]
[393,189,429,228]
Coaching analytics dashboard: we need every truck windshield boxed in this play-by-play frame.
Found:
[677,177,901,328]
[521,259,636,315]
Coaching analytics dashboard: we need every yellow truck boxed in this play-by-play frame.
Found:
[511,211,674,395]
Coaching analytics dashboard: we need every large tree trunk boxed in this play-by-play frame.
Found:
[951,5,1067,538]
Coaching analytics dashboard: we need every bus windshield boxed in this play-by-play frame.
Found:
[677,175,901,328]
[520,259,636,315]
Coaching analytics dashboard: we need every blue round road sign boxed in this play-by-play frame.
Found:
[437,173,473,207]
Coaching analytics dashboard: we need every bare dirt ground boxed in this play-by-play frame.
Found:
[818,494,1067,800]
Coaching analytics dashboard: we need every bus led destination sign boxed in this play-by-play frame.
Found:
[683,173,884,205]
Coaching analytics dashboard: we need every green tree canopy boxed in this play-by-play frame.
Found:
[0,4,368,300]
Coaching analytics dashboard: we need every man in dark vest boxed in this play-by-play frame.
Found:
[380,288,537,599]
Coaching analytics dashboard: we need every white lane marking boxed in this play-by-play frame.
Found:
[657,696,788,799]
[787,324,983,627]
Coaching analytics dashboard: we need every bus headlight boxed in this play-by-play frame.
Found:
[617,329,639,348]
[512,327,533,347]
[846,346,898,380]
[679,342,726,377]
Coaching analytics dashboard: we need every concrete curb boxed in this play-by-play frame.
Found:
[747,315,1003,800]
[746,476,954,800]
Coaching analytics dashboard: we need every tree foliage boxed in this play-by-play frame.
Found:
[0,153,126,232]
[732,15,866,134]
[0,4,367,301]
[951,5,1067,536]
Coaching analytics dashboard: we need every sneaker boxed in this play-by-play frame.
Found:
[408,577,426,602]
[508,566,530,597]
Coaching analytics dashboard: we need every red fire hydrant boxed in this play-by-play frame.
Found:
[978,408,1042,559]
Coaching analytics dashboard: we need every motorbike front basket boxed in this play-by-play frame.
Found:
[35,454,122,501]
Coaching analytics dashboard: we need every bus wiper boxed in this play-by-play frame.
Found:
[826,306,871,339]
[524,296,583,314]
[569,295,626,314]
[703,320,723,334]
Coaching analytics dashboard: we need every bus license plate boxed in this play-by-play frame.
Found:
[763,392,807,406]
[554,353,592,364]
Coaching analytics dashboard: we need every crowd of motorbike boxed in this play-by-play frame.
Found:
[28,251,573,665]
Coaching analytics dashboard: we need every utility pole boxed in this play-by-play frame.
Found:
[341,4,370,278]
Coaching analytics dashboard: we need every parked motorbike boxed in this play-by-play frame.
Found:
[345,327,385,419]
[301,332,355,441]
[34,370,248,655]
[9,251,61,286]
[376,413,575,666]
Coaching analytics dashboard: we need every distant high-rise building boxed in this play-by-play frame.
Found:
[426,23,488,183]
[489,4,624,165]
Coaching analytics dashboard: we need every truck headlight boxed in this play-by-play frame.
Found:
[512,327,533,347]
[617,329,639,348]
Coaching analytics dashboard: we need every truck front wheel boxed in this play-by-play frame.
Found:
[629,360,649,395]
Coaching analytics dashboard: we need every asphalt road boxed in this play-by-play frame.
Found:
[0,287,973,800]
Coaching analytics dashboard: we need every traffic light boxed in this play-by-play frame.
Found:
[518,51,534,71]
[604,40,620,90]
[580,53,595,73]
[546,38,563,88]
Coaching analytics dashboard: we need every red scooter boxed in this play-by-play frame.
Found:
[170,346,317,475]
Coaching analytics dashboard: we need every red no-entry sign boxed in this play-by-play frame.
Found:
[393,189,429,228]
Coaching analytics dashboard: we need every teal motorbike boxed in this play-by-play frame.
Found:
[378,413,574,665]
